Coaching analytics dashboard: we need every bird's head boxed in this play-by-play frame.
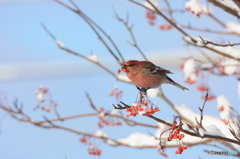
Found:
[121,60,138,73]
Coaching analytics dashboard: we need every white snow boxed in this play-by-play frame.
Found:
[95,129,108,138]
[55,39,64,48]
[226,22,240,35]
[185,0,212,15]
[141,0,159,10]
[117,132,158,147]
[117,74,131,83]
[221,58,240,75]
[115,105,231,148]
[185,0,202,14]
[106,139,117,145]
[86,54,98,63]
[147,88,160,98]
[217,0,240,14]
[183,35,240,59]
[217,95,232,121]
[37,92,44,102]
[110,109,119,115]
[98,111,105,119]
[217,95,230,109]
[175,104,229,138]
[204,125,225,136]
[201,5,213,14]
[137,104,148,115]
[183,58,198,82]
[201,62,214,69]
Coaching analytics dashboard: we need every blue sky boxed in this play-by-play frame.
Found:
[0,0,239,159]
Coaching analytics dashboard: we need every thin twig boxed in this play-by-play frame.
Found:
[180,25,239,35]
[114,101,240,145]
[54,0,122,65]
[183,37,240,61]
[129,0,197,43]
[199,36,240,47]
[113,8,148,61]
[41,23,120,81]
[195,91,208,131]
[86,92,99,112]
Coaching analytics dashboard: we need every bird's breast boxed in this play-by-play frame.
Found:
[127,71,162,88]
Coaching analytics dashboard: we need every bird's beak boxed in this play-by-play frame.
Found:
[121,64,127,72]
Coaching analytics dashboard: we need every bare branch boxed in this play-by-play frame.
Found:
[158,87,196,126]
[86,92,99,112]
[54,0,123,65]
[113,8,148,61]
[129,0,197,43]
[183,37,240,61]
[115,101,240,145]
[199,36,240,47]
[208,0,240,19]
[180,25,239,35]
[195,91,208,131]
[41,23,121,81]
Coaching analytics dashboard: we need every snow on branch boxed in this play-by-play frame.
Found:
[208,0,240,18]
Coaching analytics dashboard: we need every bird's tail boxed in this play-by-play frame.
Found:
[166,76,189,91]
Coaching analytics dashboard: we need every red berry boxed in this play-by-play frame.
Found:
[180,134,185,138]
[173,121,177,125]
[218,105,224,111]
[224,120,229,125]
[142,100,148,106]
[117,69,121,74]
[168,136,172,141]
[154,107,160,112]
[173,134,178,139]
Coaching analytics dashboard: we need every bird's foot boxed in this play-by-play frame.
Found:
[136,86,150,95]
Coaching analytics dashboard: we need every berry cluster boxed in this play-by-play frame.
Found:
[79,136,102,156]
[98,107,122,128]
[159,24,172,31]
[34,85,58,113]
[88,146,102,156]
[180,58,199,85]
[145,10,172,31]
[186,7,202,18]
[167,116,187,155]
[126,92,160,117]
[197,75,216,101]
[201,94,215,101]
[109,85,123,102]
[220,118,229,125]
[146,11,156,26]
[196,85,208,91]
[185,0,203,18]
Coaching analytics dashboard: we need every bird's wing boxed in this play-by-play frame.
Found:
[145,63,173,74]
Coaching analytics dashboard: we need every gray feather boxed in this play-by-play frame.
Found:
[166,76,189,91]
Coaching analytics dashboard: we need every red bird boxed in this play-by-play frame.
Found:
[121,60,188,92]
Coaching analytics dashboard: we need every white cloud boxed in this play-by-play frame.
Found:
[0,50,209,81]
